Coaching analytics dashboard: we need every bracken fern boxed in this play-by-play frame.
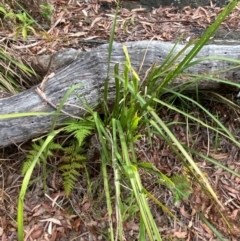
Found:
[59,142,86,197]
[63,116,96,146]
[171,174,192,205]
[22,117,96,197]
[60,117,96,196]
[22,138,62,175]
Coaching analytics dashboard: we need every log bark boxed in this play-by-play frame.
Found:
[1,40,240,147]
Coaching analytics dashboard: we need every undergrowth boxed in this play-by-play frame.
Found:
[0,43,38,93]
[0,1,49,93]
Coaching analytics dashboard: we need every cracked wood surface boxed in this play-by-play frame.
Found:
[1,41,240,147]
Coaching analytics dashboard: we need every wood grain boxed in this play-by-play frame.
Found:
[1,41,240,147]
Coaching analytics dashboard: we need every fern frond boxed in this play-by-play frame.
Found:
[59,142,86,197]
[171,174,192,203]
[22,138,62,175]
[59,162,82,170]
[21,159,33,175]
[63,117,95,146]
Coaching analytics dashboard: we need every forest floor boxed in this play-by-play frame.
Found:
[0,0,240,240]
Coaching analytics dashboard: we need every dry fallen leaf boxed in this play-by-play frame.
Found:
[200,222,213,236]
[173,230,188,238]
[180,205,191,219]
[124,220,139,231]
[30,228,43,239]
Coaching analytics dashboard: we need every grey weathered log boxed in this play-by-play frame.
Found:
[1,40,240,147]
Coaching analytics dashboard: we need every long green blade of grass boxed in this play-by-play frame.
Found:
[199,212,227,241]
[0,112,53,119]
[156,0,238,91]
[152,92,239,147]
[17,129,62,241]
[149,117,222,208]
[93,113,114,241]
[122,81,223,208]
[104,0,120,108]
[186,146,240,178]
[116,120,162,241]
[112,119,124,241]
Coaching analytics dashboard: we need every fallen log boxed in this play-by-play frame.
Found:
[1,40,240,147]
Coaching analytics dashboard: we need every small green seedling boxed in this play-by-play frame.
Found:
[15,12,36,39]
[40,4,54,24]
